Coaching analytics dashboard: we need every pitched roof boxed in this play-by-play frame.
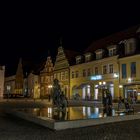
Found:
[85,25,140,53]
[64,49,81,66]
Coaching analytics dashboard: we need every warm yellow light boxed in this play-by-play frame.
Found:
[119,85,123,88]
[103,81,106,85]
[128,78,132,82]
[48,85,53,88]
[99,82,102,85]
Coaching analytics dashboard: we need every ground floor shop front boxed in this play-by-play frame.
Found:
[123,83,140,101]
[71,80,119,101]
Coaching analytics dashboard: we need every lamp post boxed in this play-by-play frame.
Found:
[99,81,106,103]
[7,85,11,101]
[119,85,123,97]
[48,85,53,102]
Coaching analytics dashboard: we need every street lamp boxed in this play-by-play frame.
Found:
[7,85,11,101]
[119,85,123,97]
[98,81,106,103]
[48,85,53,102]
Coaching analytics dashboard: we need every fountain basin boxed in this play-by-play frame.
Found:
[6,106,140,130]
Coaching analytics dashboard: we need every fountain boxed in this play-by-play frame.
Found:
[5,79,140,130]
[52,79,68,110]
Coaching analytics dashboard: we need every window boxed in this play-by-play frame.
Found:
[96,53,102,60]
[76,56,82,64]
[57,73,60,80]
[125,39,136,55]
[54,74,57,79]
[61,72,65,80]
[87,68,91,76]
[129,43,133,52]
[75,71,79,78]
[45,76,48,82]
[41,77,44,83]
[131,62,136,77]
[83,69,86,77]
[72,72,74,78]
[109,64,113,73]
[65,71,68,80]
[85,54,91,62]
[109,48,116,56]
[51,76,53,82]
[103,65,107,74]
[95,67,98,75]
[122,64,127,79]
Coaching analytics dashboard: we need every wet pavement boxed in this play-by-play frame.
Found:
[0,99,140,140]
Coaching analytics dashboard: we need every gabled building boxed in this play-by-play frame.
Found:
[54,43,80,99]
[4,58,24,97]
[15,58,24,95]
[40,56,53,98]
[118,28,140,100]
[70,25,140,101]
[4,58,40,98]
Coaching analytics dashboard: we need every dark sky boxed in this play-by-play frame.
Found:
[0,1,140,75]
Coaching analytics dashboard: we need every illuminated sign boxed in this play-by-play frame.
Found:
[90,75,102,80]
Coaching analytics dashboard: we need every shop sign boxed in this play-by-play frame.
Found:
[90,75,102,80]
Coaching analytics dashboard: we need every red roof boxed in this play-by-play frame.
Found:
[64,50,81,65]
[85,25,140,53]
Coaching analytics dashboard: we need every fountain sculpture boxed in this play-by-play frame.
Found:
[52,79,68,110]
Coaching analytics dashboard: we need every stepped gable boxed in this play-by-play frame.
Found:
[85,25,140,53]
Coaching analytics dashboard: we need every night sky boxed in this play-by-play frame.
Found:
[0,2,140,76]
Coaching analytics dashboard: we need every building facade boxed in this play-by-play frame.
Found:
[15,58,24,95]
[54,46,70,98]
[70,25,140,101]
[0,66,5,98]
[4,75,15,97]
[70,53,119,100]
[40,56,53,98]
[27,72,40,98]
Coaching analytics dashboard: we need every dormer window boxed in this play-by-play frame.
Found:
[107,45,117,56]
[84,53,92,62]
[95,49,103,60]
[76,55,82,64]
[125,38,137,55]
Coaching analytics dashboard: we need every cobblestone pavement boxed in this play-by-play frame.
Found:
[0,100,140,140]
